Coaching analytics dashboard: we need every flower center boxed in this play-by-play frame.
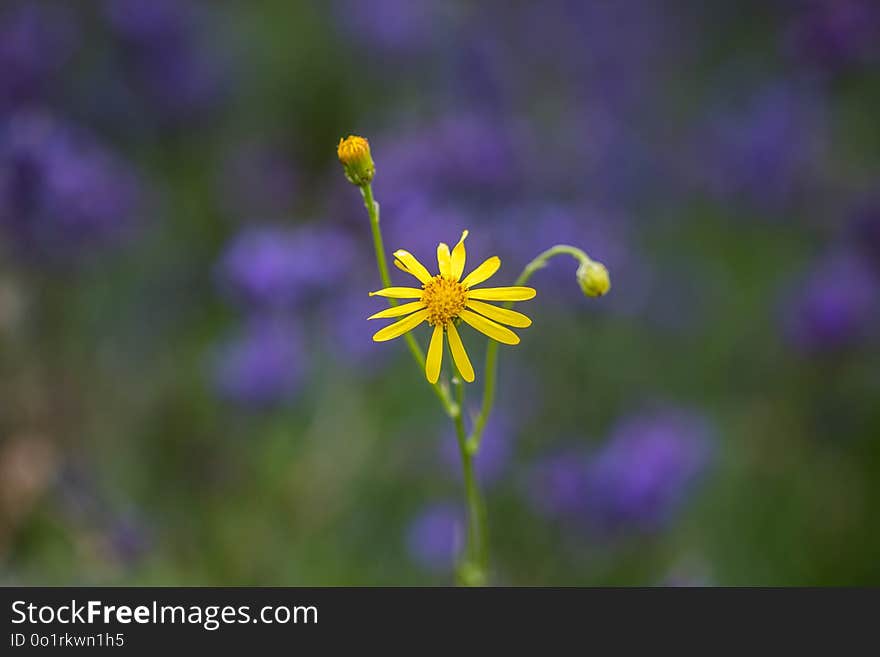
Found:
[422,275,468,327]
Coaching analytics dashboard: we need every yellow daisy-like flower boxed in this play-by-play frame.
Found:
[369,230,536,384]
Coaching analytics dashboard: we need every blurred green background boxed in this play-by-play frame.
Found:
[1,0,879,585]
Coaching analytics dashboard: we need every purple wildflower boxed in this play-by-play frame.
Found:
[526,449,590,519]
[104,0,227,126]
[324,287,393,373]
[782,250,879,353]
[783,0,880,71]
[0,112,141,262]
[374,113,524,202]
[105,0,196,45]
[216,224,354,310]
[212,318,305,409]
[584,408,713,532]
[405,503,464,573]
[0,4,79,112]
[333,0,441,55]
[108,512,153,566]
[695,81,828,213]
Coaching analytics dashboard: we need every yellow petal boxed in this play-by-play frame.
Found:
[425,324,444,384]
[466,286,537,301]
[450,230,469,281]
[372,309,429,342]
[465,300,532,328]
[393,259,411,275]
[446,322,475,382]
[369,287,424,299]
[461,256,501,288]
[437,242,451,279]
[368,301,425,320]
[459,309,520,345]
[393,249,433,284]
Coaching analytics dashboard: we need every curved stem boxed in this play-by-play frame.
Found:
[466,245,591,452]
[360,184,457,416]
[515,244,591,286]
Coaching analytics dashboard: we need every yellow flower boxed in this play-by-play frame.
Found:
[337,135,375,185]
[369,230,536,384]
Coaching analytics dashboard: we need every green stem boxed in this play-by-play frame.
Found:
[359,180,484,584]
[515,244,590,285]
[359,177,589,586]
[466,244,591,452]
[360,184,457,417]
[452,370,488,586]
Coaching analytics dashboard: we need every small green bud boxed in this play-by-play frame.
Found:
[337,135,375,186]
[576,259,610,297]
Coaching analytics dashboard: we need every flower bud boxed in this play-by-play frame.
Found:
[576,259,610,297]
[337,135,375,186]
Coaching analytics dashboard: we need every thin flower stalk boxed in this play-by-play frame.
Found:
[338,135,609,585]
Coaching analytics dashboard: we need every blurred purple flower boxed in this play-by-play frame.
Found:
[526,449,590,519]
[212,318,304,409]
[563,106,657,205]
[109,512,153,565]
[0,112,141,261]
[439,414,513,488]
[0,4,79,112]
[783,0,880,71]
[104,0,227,126]
[105,0,196,46]
[219,141,299,219]
[405,503,464,573]
[584,408,713,532]
[424,114,523,194]
[216,224,354,310]
[479,2,688,117]
[324,287,393,373]
[448,26,512,110]
[333,0,441,55]
[696,81,828,213]
[850,193,880,270]
[139,50,227,125]
[375,113,524,202]
[782,250,879,353]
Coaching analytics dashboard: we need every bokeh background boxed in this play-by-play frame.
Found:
[1,0,879,586]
